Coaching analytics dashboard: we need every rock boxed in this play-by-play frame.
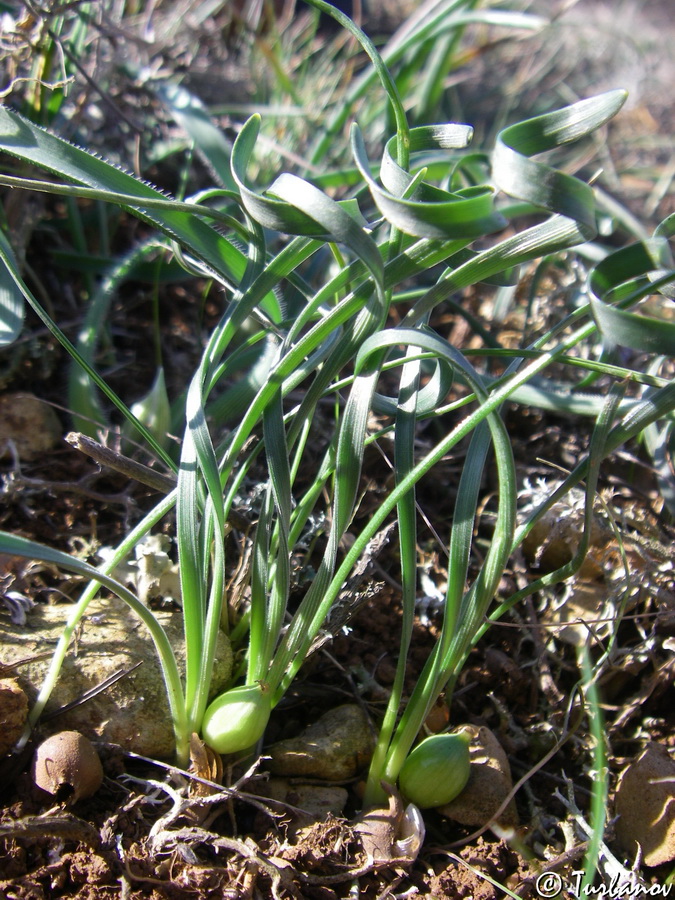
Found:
[0,598,232,759]
[260,778,349,835]
[614,742,675,867]
[0,677,29,756]
[131,534,181,606]
[0,392,61,460]
[268,704,375,781]
[32,730,103,802]
[438,725,518,827]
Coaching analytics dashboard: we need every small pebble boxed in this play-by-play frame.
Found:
[32,730,103,803]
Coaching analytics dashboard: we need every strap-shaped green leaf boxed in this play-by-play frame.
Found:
[352,124,506,238]
[642,418,675,518]
[590,290,675,356]
[379,124,473,194]
[121,367,171,453]
[406,216,580,323]
[0,227,24,347]
[653,212,675,300]
[493,90,627,234]
[252,391,292,681]
[271,173,383,288]
[589,231,675,355]
[372,352,453,416]
[0,105,246,286]
[232,116,384,291]
[232,115,349,237]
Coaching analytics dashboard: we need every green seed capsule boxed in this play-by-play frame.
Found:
[201,683,271,755]
[398,731,471,809]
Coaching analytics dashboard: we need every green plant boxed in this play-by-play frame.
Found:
[398,731,472,809]
[0,1,673,811]
[201,683,272,755]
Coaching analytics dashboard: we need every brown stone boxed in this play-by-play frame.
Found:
[0,678,29,756]
[0,392,61,460]
[614,742,675,867]
[260,778,349,835]
[32,730,103,802]
[438,725,518,827]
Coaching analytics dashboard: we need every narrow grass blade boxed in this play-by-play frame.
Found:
[309,1,545,166]
[0,226,174,468]
[68,240,167,438]
[0,227,24,346]
[578,644,609,895]
[302,0,410,166]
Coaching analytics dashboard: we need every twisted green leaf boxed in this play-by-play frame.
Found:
[352,124,505,239]
[589,219,675,354]
[493,90,627,234]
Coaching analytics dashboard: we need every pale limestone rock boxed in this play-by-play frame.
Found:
[268,704,375,781]
[614,742,675,867]
[0,598,232,759]
[260,778,348,835]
